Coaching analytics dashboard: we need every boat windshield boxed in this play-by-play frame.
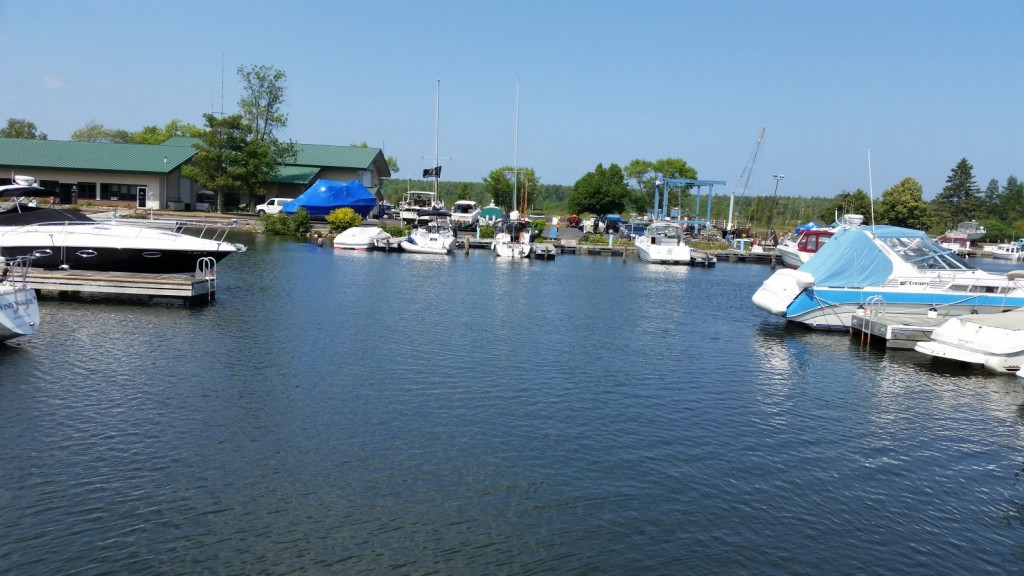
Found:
[880,235,976,271]
[651,224,681,239]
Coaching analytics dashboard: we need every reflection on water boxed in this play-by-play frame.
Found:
[2,240,1023,575]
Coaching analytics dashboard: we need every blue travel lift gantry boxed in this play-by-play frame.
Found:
[653,178,727,235]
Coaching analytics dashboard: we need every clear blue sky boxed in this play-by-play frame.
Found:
[2,0,1020,200]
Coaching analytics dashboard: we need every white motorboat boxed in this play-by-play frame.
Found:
[635,220,692,264]
[915,308,1024,374]
[990,243,1022,261]
[752,224,1024,330]
[450,200,480,230]
[400,210,456,255]
[776,227,836,269]
[333,226,390,250]
[0,177,242,273]
[0,256,40,342]
[493,212,533,259]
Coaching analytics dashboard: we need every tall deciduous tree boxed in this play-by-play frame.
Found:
[483,166,539,213]
[71,121,132,143]
[235,64,298,204]
[131,119,202,145]
[0,118,47,139]
[879,177,930,230]
[181,113,250,212]
[567,163,630,216]
[931,158,981,229]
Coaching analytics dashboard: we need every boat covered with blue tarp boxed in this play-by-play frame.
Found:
[282,180,378,218]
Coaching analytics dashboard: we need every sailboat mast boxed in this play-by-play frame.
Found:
[433,78,440,197]
[513,76,519,214]
[727,126,765,233]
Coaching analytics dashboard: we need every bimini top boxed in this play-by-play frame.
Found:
[798,225,976,287]
[282,179,377,218]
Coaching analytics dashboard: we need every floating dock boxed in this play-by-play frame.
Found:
[849,312,948,349]
[26,266,219,305]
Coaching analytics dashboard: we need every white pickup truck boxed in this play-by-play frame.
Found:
[255,198,294,215]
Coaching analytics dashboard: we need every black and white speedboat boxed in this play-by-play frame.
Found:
[0,177,244,274]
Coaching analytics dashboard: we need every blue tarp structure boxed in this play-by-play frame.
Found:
[794,221,821,234]
[282,179,378,218]
[796,225,930,287]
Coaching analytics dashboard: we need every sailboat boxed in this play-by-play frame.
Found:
[401,79,455,255]
[494,77,534,259]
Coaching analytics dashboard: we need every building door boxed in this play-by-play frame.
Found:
[137,186,147,209]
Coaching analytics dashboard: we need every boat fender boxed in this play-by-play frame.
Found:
[751,268,816,316]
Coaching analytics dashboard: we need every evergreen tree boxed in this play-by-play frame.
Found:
[931,158,981,229]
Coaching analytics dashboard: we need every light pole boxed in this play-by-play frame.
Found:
[768,174,785,245]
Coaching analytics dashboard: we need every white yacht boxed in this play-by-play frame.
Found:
[450,200,480,230]
[400,210,456,255]
[493,212,533,259]
[635,220,691,264]
[0,177,242,273]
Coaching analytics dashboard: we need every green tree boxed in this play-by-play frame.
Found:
[817,189,874,224]
[71,121,132,143]
[236,64,298,206]
[0,118,47,139]
[130,119,202,145]
[931,158,981,229]
[181,113,250,212]
[878,177,931,230]
[567,163,630,216]
[482,166,539,213]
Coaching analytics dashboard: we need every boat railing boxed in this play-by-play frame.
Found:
[6,217,239,244]
[0,255,33,287]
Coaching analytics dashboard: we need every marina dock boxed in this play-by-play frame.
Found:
[25,266,219,305]
[849,312,948,349]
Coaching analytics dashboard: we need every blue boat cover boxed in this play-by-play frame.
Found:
[796,225,926,287]
[794,221,820,234]
[282,180,378,217]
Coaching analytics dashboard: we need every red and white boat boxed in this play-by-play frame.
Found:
[776,227,836,269]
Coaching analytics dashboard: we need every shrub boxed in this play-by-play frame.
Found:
[381,224,411,237]
[325,207,362,232]
[259,209,311,237]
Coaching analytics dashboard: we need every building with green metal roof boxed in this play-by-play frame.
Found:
[0,137,391,212]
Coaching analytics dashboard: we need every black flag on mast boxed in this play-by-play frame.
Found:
[422,166,442,178]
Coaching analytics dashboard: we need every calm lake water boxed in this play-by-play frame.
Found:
[2,233,1023,575]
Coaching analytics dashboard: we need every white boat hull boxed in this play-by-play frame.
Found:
[636,240,692,264]
[494,240,532,258]
[915,309,1024,373]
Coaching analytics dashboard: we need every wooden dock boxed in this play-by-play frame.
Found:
[26,266,219,305]
[849,312,948,349]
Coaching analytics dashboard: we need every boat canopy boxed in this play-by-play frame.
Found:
[799,225,976,287]
[282,180,378,217]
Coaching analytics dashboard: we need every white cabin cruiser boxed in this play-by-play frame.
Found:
[0,256,39,342]
[398,191,444,225]
[450,200,480,230]
[635,220,691,264]
[400,210,456,255]
[752,224,1024,330]
[0,177,242,273]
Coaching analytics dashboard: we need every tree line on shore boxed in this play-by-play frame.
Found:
[3,64,1017,241]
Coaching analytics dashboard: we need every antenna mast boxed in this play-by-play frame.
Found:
[867,148,876,231]
[433,78,440,196]
[514,76,520,214]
